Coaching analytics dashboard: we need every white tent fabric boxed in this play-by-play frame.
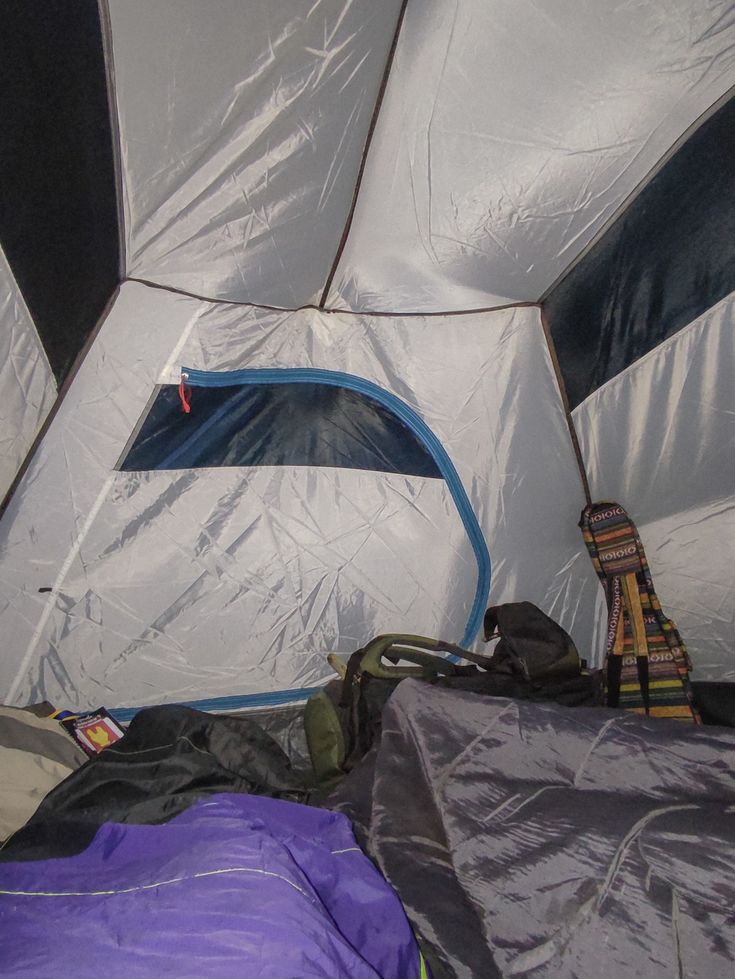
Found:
[573,291,735,680]
[328,0,735,311]
[108,0,735,311]
[1,1,733,712]
[0,282,603,710]
[0,243,56,500]
[108,0,404,306]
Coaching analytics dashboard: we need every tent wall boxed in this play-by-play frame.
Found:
[3,1,734,708]
[0,245,57,501]
[0,283,603,711]
[572,294,735,680]
[544,88,735,680]
[107,0,405,307]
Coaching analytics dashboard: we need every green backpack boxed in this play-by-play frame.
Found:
[304,634,490,784]
[304,616,599,784]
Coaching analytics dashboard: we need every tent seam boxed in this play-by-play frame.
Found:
[539,83,735,303]
[97,0,127,280]
[0,286,121,522]
[539,307,592,506]
[317,0,410,308]
[126,275,538,318]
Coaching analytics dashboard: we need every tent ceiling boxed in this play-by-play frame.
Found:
[108,0,735,312]
[109,0,404,308]
[330,0,735,311]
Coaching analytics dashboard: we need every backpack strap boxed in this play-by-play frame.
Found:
[620,571,651,713]
[606,575,624,707]
[336,648,372,767]
[332,635,491,772]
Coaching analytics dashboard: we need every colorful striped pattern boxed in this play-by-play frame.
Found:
[580,502,699,723]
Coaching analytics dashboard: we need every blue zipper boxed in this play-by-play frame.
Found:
[111,686,319,725]
[183,366,491,650]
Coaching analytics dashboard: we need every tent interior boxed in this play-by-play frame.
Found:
[1,1,734,976]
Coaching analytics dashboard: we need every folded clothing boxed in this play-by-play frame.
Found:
[1,704,310,862]
[0,706,87,842]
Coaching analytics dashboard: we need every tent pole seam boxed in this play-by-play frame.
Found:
[126,275,537,319]
[539,306,592,506]
[538,83,735,304]
[97,0,127,280]
[317,0,410,309]
[0,244,56,385]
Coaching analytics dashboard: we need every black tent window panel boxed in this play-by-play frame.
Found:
[0,0,119,383]
[120,382,442,478]
[543,93,735,409]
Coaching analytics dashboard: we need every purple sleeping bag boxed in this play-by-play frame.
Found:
[0,793,423,978]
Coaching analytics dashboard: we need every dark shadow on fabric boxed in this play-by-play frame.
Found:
[0,0,119,383]
[120,382,443,478]
[543,95,735,409]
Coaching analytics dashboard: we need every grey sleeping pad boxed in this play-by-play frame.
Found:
[328,681,735,979]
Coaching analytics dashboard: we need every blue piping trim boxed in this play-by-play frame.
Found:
[183,366,491,647]
[110,685,319,725]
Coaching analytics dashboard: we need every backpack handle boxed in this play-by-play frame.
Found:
[357,634,493,679]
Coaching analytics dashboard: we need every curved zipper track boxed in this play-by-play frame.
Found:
[183,366,491,649]
[110,367,492,721]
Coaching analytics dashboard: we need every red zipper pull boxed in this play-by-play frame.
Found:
[179,373,192,414]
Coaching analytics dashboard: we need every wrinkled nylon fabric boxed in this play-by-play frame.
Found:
[170,301,605,657]
[573,292,735,680]
[0,793,422,978]
[330,681,735,978]
[108,0,403,306]
[0,244,56,500]
[106,1,735,311]
[328,0,735,312]
[0,283,604,710]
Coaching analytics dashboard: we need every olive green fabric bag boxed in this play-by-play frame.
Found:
[305,613,601,784]
[304,635,489,783]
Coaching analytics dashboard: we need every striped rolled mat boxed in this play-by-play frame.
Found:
[580,502,700,722]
